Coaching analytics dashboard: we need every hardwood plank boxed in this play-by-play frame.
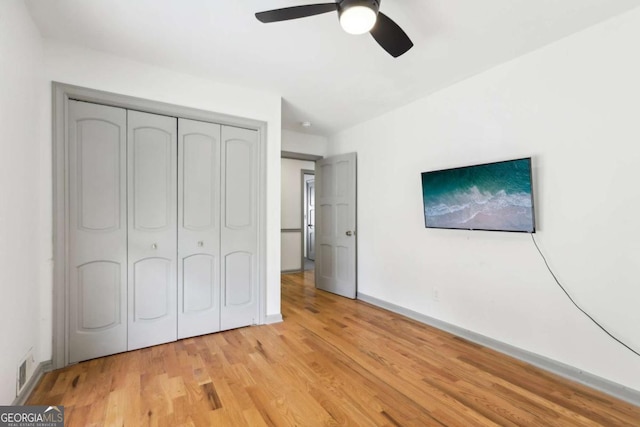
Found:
[27,270,640,426]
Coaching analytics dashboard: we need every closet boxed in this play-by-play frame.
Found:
[66,100,259,363]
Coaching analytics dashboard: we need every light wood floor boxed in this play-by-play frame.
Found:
[28,271,639,426]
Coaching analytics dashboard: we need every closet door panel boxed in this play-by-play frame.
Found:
[182,131,217,230]
[68,100,127,363]
[128,110,178,351]
[225,140,253,229]
[133,257,173,320]
[178,119,221,339]
[77,261,121,330]
[182,254,216,312]
[132,128,173,230]
[225,251,252,306]
[220,126,259,330]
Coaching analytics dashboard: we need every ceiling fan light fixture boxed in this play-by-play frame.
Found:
[255,0,413,57]
[338,0,380,35]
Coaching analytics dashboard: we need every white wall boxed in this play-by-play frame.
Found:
[0,1,47,404]
[282,129,328,157]
[281,159,315,229]
[281,158,314,271]
[0,17,282,403]
[328,7,640,392]
[41,41,283,322]
[281,233,302,272]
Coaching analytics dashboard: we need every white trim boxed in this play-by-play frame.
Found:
[264,314,283,324]
[357,292,640,407]
[281,151,322,161]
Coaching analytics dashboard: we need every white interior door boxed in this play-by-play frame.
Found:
[220,125,259,330]
[178,118,221,339]
[68,101,127,363]
[315,153,357,298]
[306,179,316,261]
[127,110,178,351]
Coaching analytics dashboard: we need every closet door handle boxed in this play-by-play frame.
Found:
[151,243,158,250]
[197,241,204,247]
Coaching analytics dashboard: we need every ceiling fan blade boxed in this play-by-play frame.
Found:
[369,12,413,58]
[256,3,338,23]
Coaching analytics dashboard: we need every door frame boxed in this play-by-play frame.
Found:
[301,169,315,268]
[280,151,322,273]
[52,82,268,369]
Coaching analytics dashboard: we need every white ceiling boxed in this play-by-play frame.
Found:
[25,0,639,136]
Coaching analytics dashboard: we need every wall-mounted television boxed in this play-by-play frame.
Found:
[421,157,535,233]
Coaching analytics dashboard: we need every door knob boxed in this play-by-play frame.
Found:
[345,231,352,236]
[151,243,158,250]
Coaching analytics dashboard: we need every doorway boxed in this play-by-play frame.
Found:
[302,170,315,271]
[280,153,319,273]
[280,150,358,299]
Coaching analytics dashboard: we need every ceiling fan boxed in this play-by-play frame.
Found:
[255,0,413,58]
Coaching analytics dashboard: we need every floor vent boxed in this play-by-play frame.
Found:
[18,360,27,390]
[17,349,33,394]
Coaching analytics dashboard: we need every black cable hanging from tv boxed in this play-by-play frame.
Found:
[531,234,640,358]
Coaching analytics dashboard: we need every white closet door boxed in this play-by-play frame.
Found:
[220,126,259,330]
[68,101,127,363]
[127,110,178,350]
[178,119,221,339]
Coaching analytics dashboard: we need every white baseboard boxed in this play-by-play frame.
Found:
[264,313,283,324]
[357,292,640,407]
[12,360,53,406]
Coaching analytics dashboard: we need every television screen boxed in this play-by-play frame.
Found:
[421,158,535,233]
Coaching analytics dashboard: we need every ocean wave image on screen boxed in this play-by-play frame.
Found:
[422,159,534,232]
